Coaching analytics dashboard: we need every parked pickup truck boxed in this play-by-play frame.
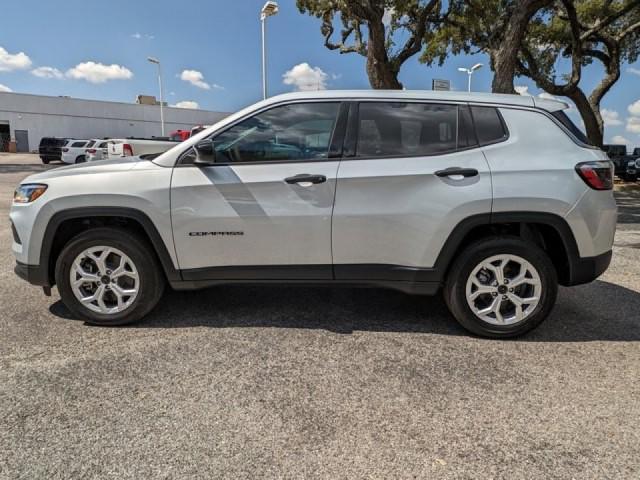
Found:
[169,125,212,142]
[108,138,180,159]
[603,144,640,182]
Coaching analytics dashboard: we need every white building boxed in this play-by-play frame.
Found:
[0,92,229,152]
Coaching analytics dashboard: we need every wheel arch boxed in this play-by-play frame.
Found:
[40,207,180,287]
[434,212,581,286]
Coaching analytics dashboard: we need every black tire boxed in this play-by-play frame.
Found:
[55,227,165,326]
[443,236,558,338]
[75,155,86,164]
[41,157,50,164]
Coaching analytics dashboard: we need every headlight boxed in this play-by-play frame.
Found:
[13,184,48,204]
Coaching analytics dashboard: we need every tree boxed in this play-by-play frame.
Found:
[421,0,553,94]
[517,0,640,146]
[296,0,445,89]
[422,0,640,146]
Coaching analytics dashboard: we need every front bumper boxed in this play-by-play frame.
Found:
[566,250,612,286]
[15,261,51,287]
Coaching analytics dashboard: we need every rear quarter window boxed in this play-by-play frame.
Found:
[471,106,508,145]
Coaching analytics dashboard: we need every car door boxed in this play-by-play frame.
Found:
[332,101,493,282]
[171,101,346,281]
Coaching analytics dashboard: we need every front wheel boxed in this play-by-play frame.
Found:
[55,228,165,326]
[444,237,558,338]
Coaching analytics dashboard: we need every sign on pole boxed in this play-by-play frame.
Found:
[432,79,451,91]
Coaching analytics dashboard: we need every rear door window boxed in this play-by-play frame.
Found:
[355,102,476,157]
[71,141,87,148]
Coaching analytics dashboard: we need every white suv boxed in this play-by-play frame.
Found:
[85,139,110,162]
[10,91,617,337]
[60,139,90,164]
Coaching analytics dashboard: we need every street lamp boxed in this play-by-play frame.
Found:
[458,63,483,92]
[261,1,279,100]
[147,56,165,136]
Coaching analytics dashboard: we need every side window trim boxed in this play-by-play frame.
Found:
[342,102,359,158]
[459,104,480,149]
[178,100,346,166]
[328,101,350,159]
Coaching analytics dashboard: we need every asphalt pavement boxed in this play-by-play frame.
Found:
[1,154,639,479]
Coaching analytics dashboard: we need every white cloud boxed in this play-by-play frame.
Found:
[31,66,64,79]
[131,33,154,40]
[627,67,640,76]
[180,69,210,90]
[172,100,199,109]
[0,83,12,92]
[515,85,531,96]
[283,62,328,91]
[601,108,623,126]
[0,46,32,72]
[611,135,631,149]
[628,99,640,117]
[626,116,640,134]
[66,61,133,83]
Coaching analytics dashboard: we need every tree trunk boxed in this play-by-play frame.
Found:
[492,0,551,94]
[568,89,604,147]
[366,19,403,89]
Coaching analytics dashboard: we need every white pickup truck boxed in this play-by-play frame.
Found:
[107,138,180,159]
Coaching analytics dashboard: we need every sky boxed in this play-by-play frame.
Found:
[1,0,639,149]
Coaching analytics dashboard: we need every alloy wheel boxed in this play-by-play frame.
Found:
[465,254,542,326]
[69,246,140,314]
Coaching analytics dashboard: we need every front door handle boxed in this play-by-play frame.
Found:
[434,167,479,178]
[284,174,327,185]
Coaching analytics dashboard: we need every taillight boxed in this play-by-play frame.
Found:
[122,144,133,156]
[62,148,69,152]
[86,149,96,154]
[575,161,614,190]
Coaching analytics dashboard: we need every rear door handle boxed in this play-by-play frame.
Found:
[284,174,327,185]
[434,167,479,178]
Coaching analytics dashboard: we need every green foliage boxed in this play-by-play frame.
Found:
[522,0,640,80]
[296,0,445,88]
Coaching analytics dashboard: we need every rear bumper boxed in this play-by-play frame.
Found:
[15,261,50,287]
[566,250,612,286]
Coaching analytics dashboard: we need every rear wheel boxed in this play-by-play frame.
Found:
[75,155,86,164]
[55,228,165,326]
[41,157,50,164]
[444,236,558,338]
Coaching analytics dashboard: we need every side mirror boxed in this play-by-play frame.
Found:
[193,139,216,166]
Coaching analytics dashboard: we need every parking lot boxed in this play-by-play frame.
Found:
[1,153,639,479]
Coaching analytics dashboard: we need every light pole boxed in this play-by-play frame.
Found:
[458,63,483,92]
[147,56,165,136]
[261,1,279,100]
